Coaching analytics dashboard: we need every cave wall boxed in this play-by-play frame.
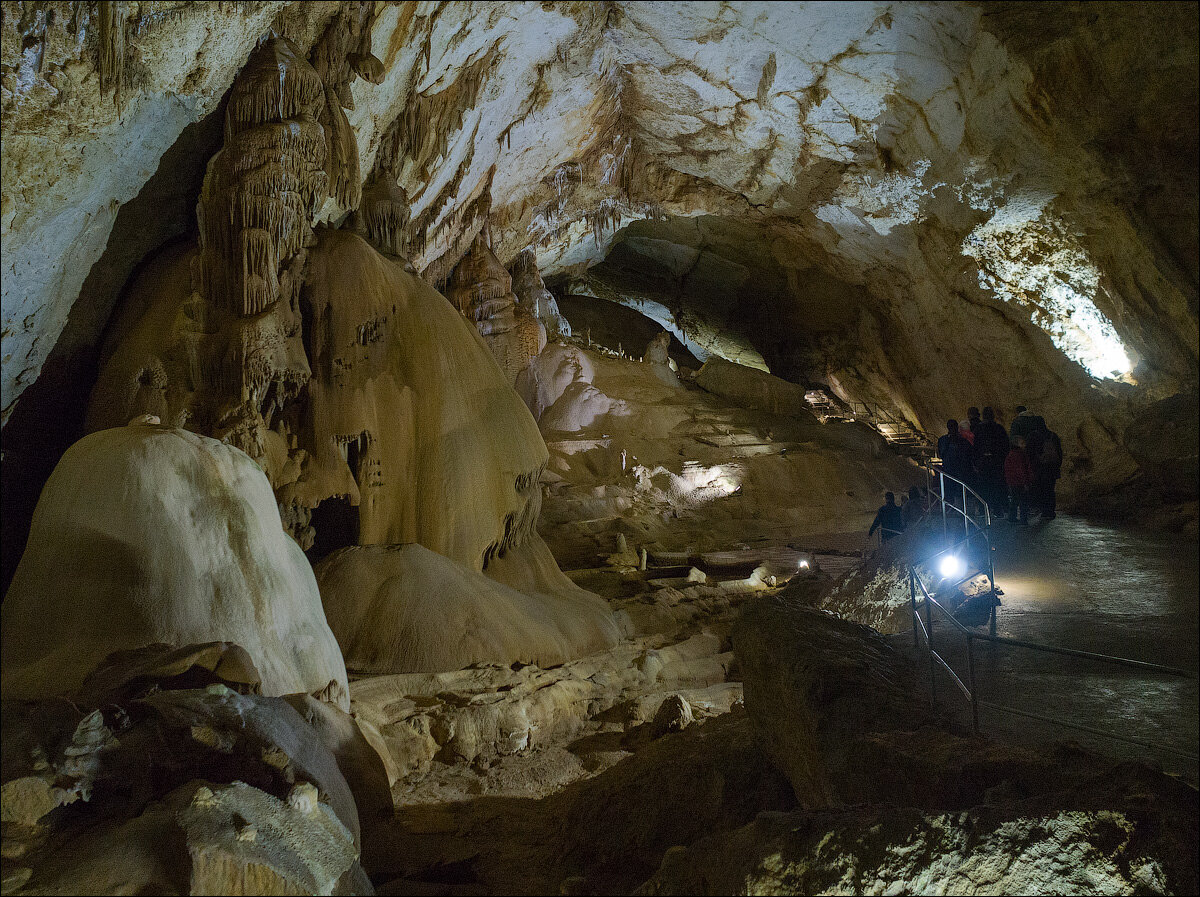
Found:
[2,1,1197,563]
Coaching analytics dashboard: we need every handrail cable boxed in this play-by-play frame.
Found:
[907,473,1197,762]
[852,406,1198,763]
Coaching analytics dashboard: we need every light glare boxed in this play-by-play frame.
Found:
[939,555,965,579]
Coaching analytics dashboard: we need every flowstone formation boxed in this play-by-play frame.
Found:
[447,233,547,386]
[83,22,616,683]
[316,543,618,675]
[1,423,349,707]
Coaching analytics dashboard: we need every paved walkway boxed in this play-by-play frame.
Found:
[903,515,1199,779]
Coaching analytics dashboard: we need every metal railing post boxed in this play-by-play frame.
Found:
[924,586,937,706]
[962,482,968,541]
[910,567,919,647]
[966,634,979,734]
[940,472,947,542]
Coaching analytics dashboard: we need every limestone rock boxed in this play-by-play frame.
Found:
[19,780,370,896]
[517,342,625,429]
[315,543,618,675]
[649,694,693,738]
[283,693,395,824]
[640,795,1199,896]
[732,596,926,808]
[448,234,547,385]
[695,357,815,418]
[510,248,570,339]
[1,424,348,708]
[1,646,378,895]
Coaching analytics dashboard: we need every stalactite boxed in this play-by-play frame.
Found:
[97,0,125,98]
[374,48,495,182]
[322,85,361,210]
[356,176,412,258]
[294,1,376,211]
[349,51,385,84]
[199,37,328,318]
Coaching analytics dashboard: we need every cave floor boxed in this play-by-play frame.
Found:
[357,352,1198,892]
[904,515,1200,780]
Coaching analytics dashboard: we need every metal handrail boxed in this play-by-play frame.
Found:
[848,402,933,448]
[914,463,999,634]
[857,415,1199,761]
[908,563,1198,762]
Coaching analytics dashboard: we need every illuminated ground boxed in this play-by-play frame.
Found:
[908,515,1200,779]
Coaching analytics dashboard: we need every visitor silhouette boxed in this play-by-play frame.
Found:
[869,492,906,543]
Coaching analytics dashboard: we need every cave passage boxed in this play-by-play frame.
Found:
[1,2,1197,896]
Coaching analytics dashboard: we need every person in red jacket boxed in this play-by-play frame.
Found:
[1004,436,1034,525]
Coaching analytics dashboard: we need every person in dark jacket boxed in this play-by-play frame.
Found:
[973,406,1009,516]
[869,492,906,542]
[963,407,981,446]
[1031,421,1063,520]
[902,485,925,527]
[1004,437,1034,524]
[1010,405,1045,442]
[937,420,973,503]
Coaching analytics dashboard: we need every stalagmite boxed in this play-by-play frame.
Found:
[510,247,571,338]
[1,423,349,708]
[447,233,547,385]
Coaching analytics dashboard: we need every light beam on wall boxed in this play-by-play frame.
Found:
[963,199,1135,382]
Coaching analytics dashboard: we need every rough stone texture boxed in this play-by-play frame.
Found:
[1,649,374,895]
[709,592,1200,897]
[734,598,923,809]
[1,422,349,707]
[364,711,795,896]
[781,522,942,635]
[315,542,618,675]
[5,4,1195,505]
[640,795,1199,896]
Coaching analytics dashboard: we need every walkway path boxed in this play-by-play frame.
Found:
[910,515,1199,779]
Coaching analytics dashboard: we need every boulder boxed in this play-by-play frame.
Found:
[1,423,349,708]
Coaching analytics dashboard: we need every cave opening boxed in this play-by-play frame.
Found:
[306,496,359,564]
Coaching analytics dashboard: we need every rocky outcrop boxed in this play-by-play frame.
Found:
[733,598,923,808]
[640,791,1199,896]
[1,647,374,895]
[706,594,1200,897]
[448,233,547,385]
[695,357,814,418]
[1,423,349,706]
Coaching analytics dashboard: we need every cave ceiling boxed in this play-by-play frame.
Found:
[2,0,1197,430]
